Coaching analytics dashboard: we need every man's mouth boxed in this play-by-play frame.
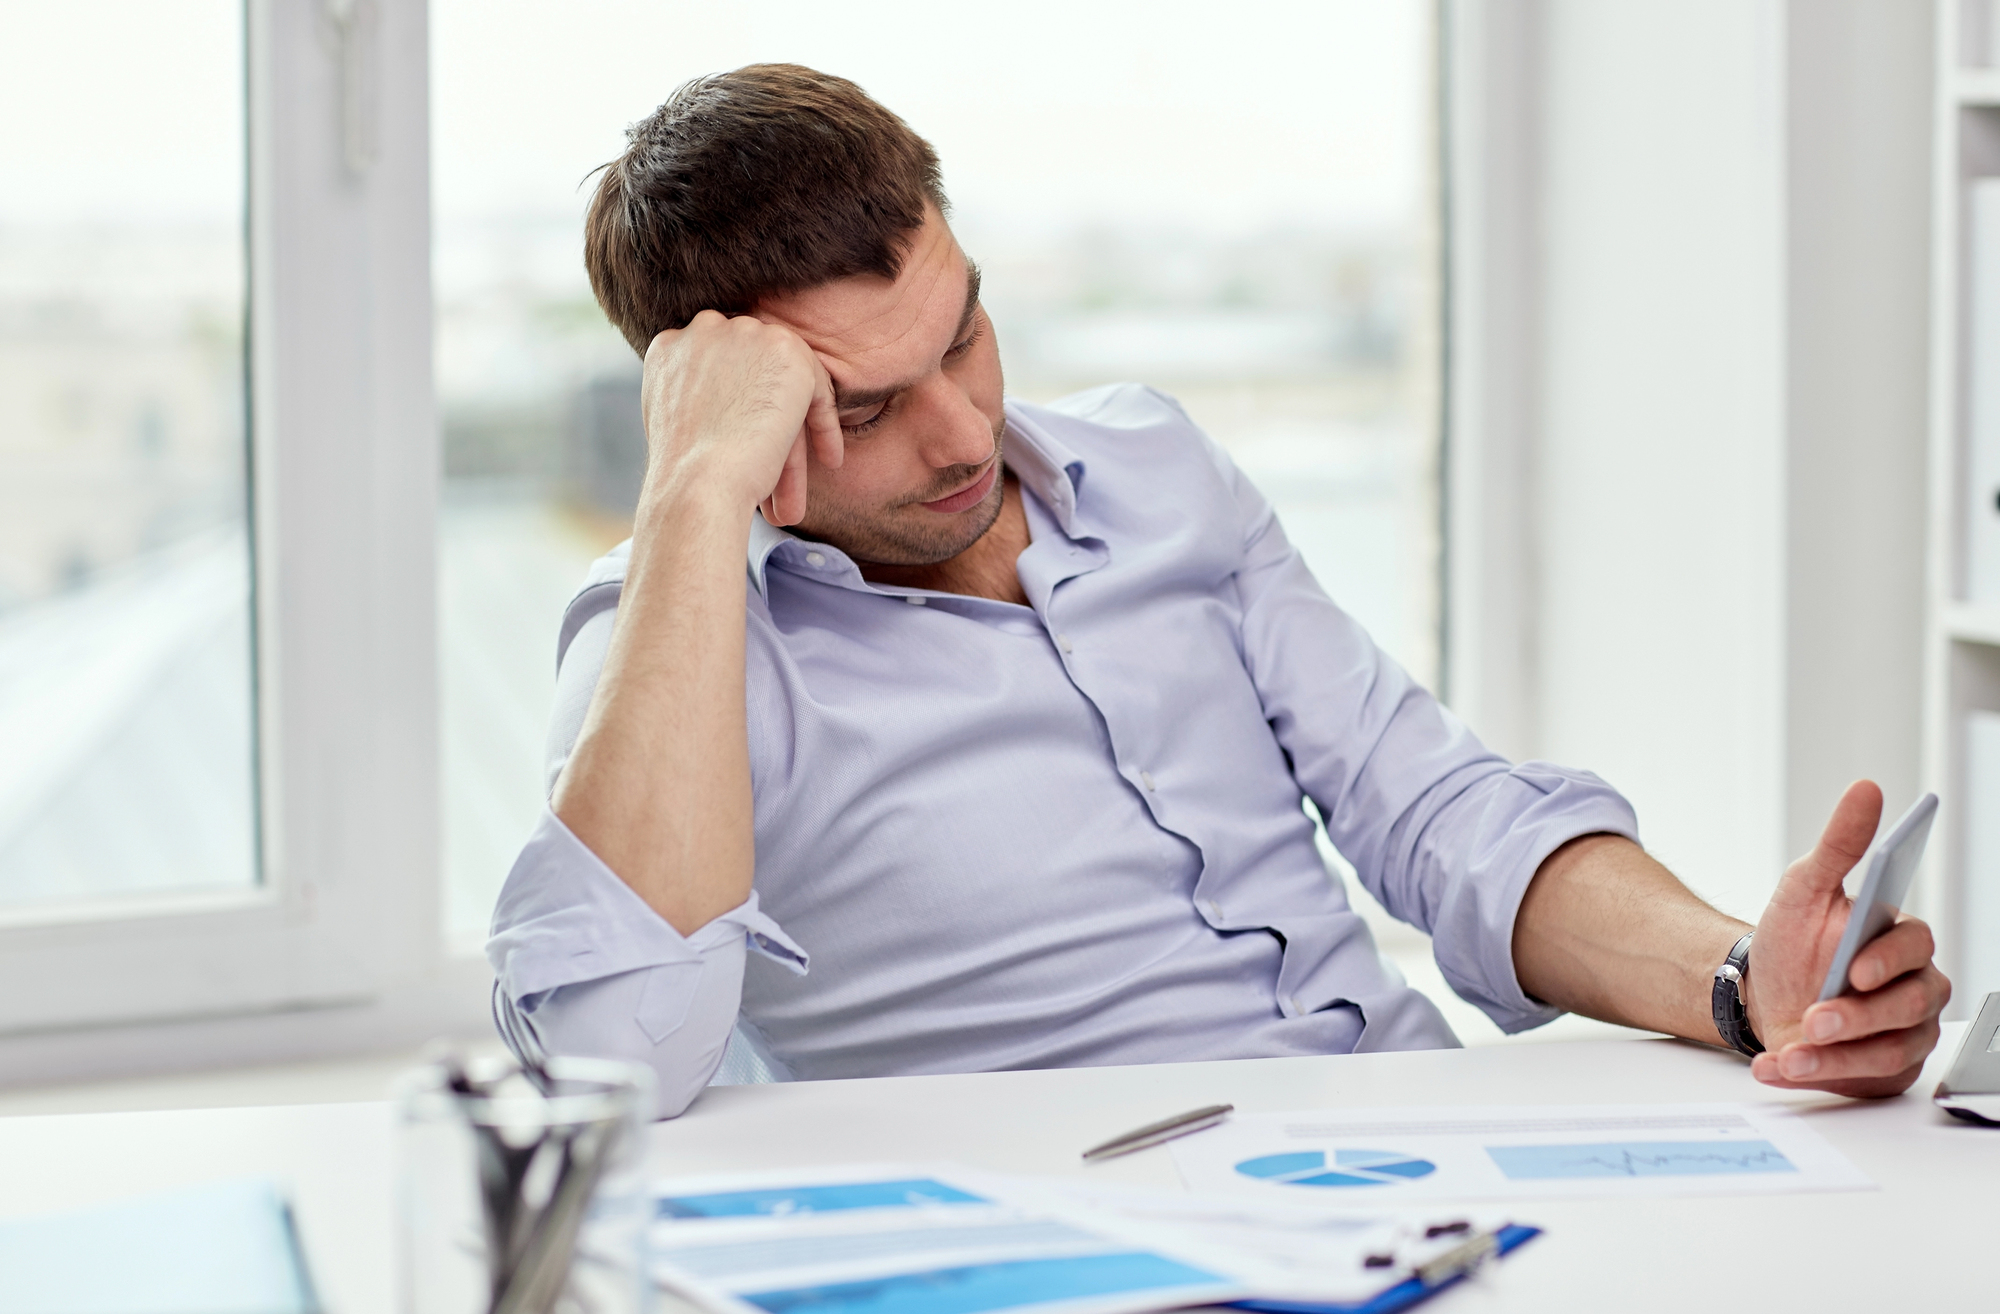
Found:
[918,460,998,514]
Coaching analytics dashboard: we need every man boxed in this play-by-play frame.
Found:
[488,64,1949,1118]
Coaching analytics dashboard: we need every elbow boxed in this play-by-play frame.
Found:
[492,968,737,1121]
[650,1067,712,1120]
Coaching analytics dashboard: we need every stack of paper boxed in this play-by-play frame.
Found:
[646,1165,1520,1314]
[645,1103,1870,1314]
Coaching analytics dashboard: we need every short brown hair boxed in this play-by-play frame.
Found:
[584,64,947,355]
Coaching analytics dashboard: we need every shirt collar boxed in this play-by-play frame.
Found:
[746,513,794,598]
[745,400,1091,599]
[998,400,1089,535]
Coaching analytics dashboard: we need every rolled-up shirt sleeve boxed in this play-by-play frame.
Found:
[487,807,808,1118]
[487,566,810,1118]
[1217,438,1638,1034]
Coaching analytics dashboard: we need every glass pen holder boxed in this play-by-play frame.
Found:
[398,1054,656,1314]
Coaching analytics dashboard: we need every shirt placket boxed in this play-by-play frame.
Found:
[1015,489,1185,833]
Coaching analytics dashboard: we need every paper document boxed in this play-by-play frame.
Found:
[649,1164,1534,1314]
[648,1164,1245,1314]
[1169,1103,1872,1202]
[1011,1175,1521,1306]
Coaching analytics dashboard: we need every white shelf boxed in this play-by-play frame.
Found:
[1954,69,2000,104]
[1942,601,2000,645]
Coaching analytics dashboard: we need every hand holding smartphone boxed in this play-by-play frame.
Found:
[1816,792,1937,1002]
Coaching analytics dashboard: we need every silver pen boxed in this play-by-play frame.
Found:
[1414,1228,1501,1288]
[1081,1103,1234,1161]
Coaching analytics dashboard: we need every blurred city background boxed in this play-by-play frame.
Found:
[0,1,255,909]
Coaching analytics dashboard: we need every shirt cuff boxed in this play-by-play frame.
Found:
[1430,761,1640,1033]
[486,807,808,1006]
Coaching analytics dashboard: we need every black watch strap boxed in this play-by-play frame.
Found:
[1711,931,1763,1056]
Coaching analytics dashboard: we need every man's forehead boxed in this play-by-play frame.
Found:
[753,211,969,379]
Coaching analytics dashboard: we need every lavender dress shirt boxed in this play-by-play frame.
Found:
[487,384,1639,1117]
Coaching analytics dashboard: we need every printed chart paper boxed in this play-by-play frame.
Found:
[1169,1103,1872,1202]
[648,1164,1246,1314]
[1007,1175,1522,1305]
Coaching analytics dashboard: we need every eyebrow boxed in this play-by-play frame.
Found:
[834,261,983,412]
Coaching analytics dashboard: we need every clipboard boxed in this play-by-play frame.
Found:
[1229,1222,1543,1314]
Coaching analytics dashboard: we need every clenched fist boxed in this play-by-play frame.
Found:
[639,310,844,526]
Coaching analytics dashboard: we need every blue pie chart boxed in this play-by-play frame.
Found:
[1235,1149,1437,1188]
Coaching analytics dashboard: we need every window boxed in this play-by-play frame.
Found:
[0,0,463,1061]
[0,2,255,911]
[433,1,1440,941]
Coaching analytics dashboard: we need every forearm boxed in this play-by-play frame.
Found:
[551,479,756,936]
[1512,834,1749,1043]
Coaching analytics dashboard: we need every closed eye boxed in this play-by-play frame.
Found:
[945,319,984,361]
[839,319,984,436]
[841,398,892,436]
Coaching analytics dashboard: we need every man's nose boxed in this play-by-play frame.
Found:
[913,376,995,468]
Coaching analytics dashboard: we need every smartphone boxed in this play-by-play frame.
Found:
[1934,991,2000,1126]
[1816,792,1937,1002]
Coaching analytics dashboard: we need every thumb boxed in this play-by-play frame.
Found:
[1777,779,1882,903]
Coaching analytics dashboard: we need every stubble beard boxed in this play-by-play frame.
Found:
[799,423,1009,568]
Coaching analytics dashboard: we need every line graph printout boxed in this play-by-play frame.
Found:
[1169,1104,1872,1202]
[1487,1140,1794,1180]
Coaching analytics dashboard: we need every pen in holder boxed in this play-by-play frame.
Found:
[397,1052,655,1314]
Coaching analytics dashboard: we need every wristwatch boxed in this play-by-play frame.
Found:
[1711,931,1763,1056]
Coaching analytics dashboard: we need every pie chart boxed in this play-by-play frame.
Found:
[1234,1149,1437,1188]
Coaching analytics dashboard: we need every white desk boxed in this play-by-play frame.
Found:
[0,1028,1987,1312]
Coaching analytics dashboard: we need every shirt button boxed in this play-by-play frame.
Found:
[805,551,826,567]
[906,595,927,606]
[1287,996,1304,1015]
[1140,770,1156,792]
[1057,634,1074,654]
[1202,899,1222,919]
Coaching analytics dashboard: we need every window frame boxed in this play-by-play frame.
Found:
[0,0,486,1079]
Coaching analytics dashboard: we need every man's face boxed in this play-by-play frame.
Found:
[753,206,1006,566]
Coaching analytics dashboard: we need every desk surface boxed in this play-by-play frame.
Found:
[0,1028,1987,1313]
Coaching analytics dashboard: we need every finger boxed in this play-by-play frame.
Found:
[642,325,681,366]
[768,433,810,527]
[1758,1016,1941,1086]
[1845,917,1938,994]
[1798,964,1949,1044]
[804,355,844,470]
[1747,1054,1928,1099]
[1774,780,1882,903]
[639,328,681,429]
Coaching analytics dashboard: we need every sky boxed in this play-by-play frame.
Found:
[0,1,243,225]
[0,0,1425,235]
[431,0,1428,236]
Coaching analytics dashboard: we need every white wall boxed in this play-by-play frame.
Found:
[1536,0,1788,917]
[1782,1,1932,871]
[1451,0,1933,922]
